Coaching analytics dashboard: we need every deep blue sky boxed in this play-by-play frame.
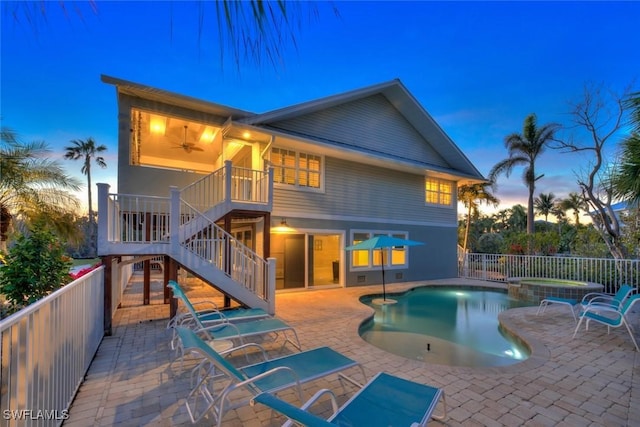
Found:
[2,1,639,215]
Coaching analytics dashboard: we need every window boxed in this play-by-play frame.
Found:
[272,147,322,189]
[425,177,453,206]
[349,231,410,270]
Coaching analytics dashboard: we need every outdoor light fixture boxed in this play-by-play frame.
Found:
[272,218,295,234]
[149,114,166,134]
[199,127,217,144]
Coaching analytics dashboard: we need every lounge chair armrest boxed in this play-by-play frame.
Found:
[197,321,238,334]
[584,297,621,309]
[222,342,269,360]
[299,388,339,412]
[580,292,613,303]
[234,366,302,392]
[251,391,337,427]
[581,303,623,315]
[190,300,220,311]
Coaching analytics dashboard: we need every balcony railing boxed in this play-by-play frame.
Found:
[96,161,275,311]
[0,268,107,427]
[180,160,272,214]
[459,253,640,294]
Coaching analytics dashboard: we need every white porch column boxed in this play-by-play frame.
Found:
[267,257,277,315]
[170,186,180,255]
[224,160,233,204]
[97,183,110,256]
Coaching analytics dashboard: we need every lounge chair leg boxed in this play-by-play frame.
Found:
[431,391,447,421]
[573,316,586,338]
[622,320,640,351]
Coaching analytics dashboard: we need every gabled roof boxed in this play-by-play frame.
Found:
[101,74,253,119]
[102,75,485,182]
[240,79,484,181]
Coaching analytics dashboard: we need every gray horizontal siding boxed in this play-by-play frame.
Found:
[268,94,449,168]
[273,156,457,225]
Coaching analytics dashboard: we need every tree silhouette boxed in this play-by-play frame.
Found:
[64,138,107,257]
[489,114,560,240]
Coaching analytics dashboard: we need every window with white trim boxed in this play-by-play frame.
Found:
[425,177,453,206]
[272,147,322,189]
[349,231,410,270]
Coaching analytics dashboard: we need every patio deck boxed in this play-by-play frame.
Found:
[64,273,640,426]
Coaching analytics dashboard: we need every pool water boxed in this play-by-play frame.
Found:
[359,286,534,367]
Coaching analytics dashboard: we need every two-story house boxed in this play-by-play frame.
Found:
[98,75,484,315]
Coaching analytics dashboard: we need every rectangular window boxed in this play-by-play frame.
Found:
[425,177,453,206]
[351,232,370,267]
[349,231,410,270]
[272,147,322,190]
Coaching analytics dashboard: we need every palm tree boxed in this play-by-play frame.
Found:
[64,138,107,256]
[611,92,640,204]
[9,1,328,73]
[534,192,556,223]
[489,114,560,237]
[458,182,499,255]
[559,192,586,225]
[508,205,527,232]
[1,127,81,252]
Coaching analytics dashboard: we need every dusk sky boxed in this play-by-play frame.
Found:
[2,1,639,217]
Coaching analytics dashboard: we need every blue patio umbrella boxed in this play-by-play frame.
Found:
[345,235,424,301]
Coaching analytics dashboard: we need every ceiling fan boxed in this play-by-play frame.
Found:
[172,125,204,153]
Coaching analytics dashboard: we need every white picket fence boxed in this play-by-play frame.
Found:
[0,268,106,427]
[459,253,640,294]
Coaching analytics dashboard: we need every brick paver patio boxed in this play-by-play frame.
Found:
[64,273,639,426]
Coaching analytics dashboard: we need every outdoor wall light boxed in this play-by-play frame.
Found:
[272,218,295,234]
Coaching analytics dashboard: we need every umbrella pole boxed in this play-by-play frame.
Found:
[381,248,386,301]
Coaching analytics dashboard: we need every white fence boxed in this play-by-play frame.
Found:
[0,268,105,427]
[460,253,640,294]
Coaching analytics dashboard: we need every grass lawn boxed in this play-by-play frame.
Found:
[71,258,101,267]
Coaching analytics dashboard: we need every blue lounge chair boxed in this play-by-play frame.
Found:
[573,294,640,351]
[167,280,270,326]
[580,284,635,310]
[251,371,446,427]
[175,327,366,426]
[167,281,301,368]
[537,296,579,322]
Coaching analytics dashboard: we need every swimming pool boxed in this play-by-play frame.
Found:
[359,286,534,367]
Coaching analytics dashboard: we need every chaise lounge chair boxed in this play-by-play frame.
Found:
[537,284,636,323]
[580,284,635,310]
[573,294,640,351]
[175,326,366,426]
[167,280,301,368]
[167,280,270,327]
[251,371,446,427]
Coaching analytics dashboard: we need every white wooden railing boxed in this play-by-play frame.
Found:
[177,199,270,300]
[180,160,271,213]
[459,253,640,294]
[0,268,105,427]
[97,162,274,309]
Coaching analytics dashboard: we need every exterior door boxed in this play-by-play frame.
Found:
[308,234,341,287]
[283,234,305,289]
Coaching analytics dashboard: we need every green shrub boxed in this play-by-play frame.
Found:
[0,223,72,316]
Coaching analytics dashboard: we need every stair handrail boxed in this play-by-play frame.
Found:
[177,197,270,300]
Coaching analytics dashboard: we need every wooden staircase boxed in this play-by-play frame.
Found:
[96,161,275,312]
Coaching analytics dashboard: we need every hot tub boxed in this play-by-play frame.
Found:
[507,277,604,304]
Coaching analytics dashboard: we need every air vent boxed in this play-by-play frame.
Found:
[357,275,366,283]
[395,272,403,280]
